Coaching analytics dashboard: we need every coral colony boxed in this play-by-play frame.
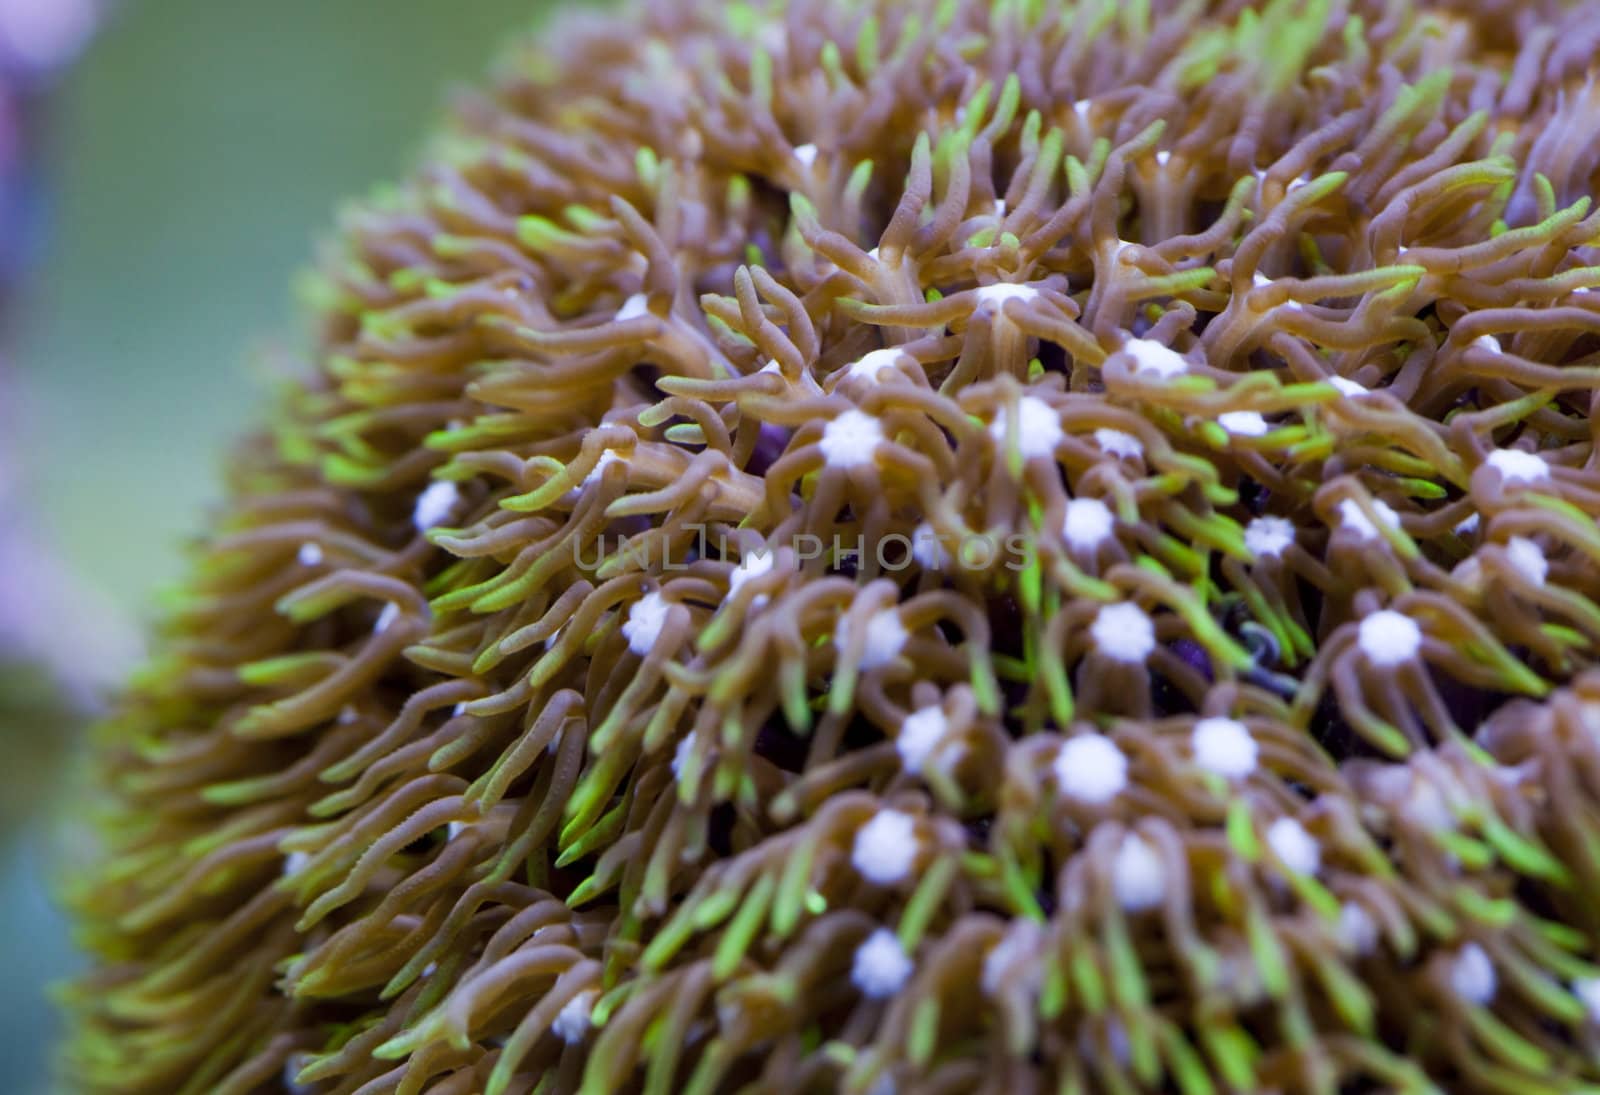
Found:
[64,0,1600,1091]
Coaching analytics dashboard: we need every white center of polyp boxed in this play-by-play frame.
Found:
[1328,375,1367,396]
[1089,602,1155,663]
[1094,428,1144,459]
[897,706,949,772]
[296,541,323,566]
[836,608,908,671]
[1218,410,1269,437]
[1244,515,1296,559]
[846,347,911,381]
[1053,733,1129,805]
[1336,496,1400,540]
[670,731,696,779]
[1574,977,1600,1023]
[1450,943,1496,1005]
[1486,448,1548,484]
[1121,338,1188,378]
[988,395,1064,460]
[1402,773,1454,832]
[792,143,819,168]
[1251,272,1303,310]
[851,809,919,885]
[852,928,913,998]
[910,522,951,571]
[980,919,1043,997]
[1472,334,1502,354]
[552,989,597,1044]
[373,602,400,634]
[1357,609,1422,667]
[819,409,883,468]
[1062,497,1115,551]
[614,292,651,322]
[622,592,671,655]
[412,480,459,532]
[1504,536,1548,587]
[582,449,620,485]
[727,549,775,600]
[1191,716,1258,779]
[1337,902,1379,956]
[1265,816,1321,876]
[973,282,1039,314]
[1112,833,1167,912]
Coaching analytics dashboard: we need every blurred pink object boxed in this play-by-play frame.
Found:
[0,0,131,710]
[0,455,140,705]
[0,0,100,74]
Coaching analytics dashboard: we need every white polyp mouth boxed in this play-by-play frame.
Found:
[1089,602,1155,663]
[835,608,908,671]
[1111,833,1167,911]
[373,602,401,633]
[1449,943,1496,1005]
[1244,515,1296,558]
[582,449,621,486]
[1121,338,1188,378]
[988,396,1064,460]
[972,282,1039,313]
[845,347,911,381]
[850,809,919,884]
[670,731,696,779]
[1054,733,1129,804]
[1485,448,1548,484]
[1191,717,1258,779]
[413,479,460,531]
[552,989,599,1044]
[852,928,913,998]
[1093,428,1144,459]
[820,409,884,468]
[910,522,952,570]
[1061,497,1115,551]
[1357,609,1422,667]
[614,292,651,321]
[1218,410,1269,436]
[897,706,949,772]
[622,591,671,654]
[1337,903,1379,956]
[1574,977,1600,1023]
[726,550,776,602]
[1503,536,1548,586]
[1266,817,1321,876]
[1336,496,1400,540]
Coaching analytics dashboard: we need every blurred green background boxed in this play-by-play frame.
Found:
[2,0,545,1088]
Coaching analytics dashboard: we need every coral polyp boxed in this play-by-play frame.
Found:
[68,0,1600,1091]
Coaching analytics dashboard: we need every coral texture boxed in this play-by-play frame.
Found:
[69,0,1600,1092]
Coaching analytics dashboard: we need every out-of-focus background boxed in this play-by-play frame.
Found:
[0,0,542,1088]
